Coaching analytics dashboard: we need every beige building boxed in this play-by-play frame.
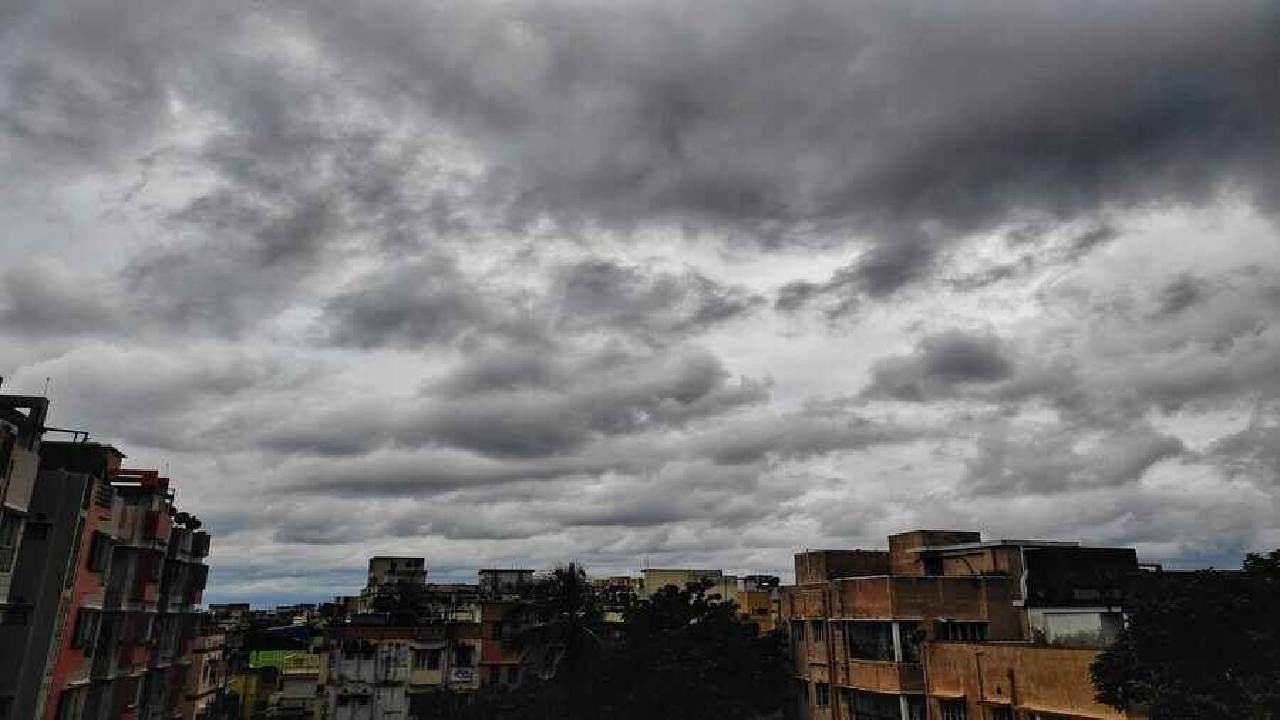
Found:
[781,530,1139,720]
[640,568,740,604]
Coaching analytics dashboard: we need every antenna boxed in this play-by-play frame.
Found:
[43,377,51,396]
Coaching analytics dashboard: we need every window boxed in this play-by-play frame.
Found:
[55,688,88,720]
[988,707,1013,720]
[412,649,430,670]
[811,620,826,641]
[852,690,902,720]
[426,649,442,670]
[87,533,112,573]
[454,645,474,667]
[815,683,830,707]
[924,555,944,576]
[791,620,805,641]
[940,700,968,720]
[936,621,988,642]
[71,610,101,653]
[846,621,895,661]
[23,521,50,541]
[899,621,922,662]
[0,512,21,572]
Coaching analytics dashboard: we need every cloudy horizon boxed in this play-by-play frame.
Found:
[2,0,1278,604]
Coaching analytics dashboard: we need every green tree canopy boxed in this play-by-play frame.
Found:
[462,572,789,720]
[1091,549,1280,720]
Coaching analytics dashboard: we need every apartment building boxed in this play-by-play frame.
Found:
[0,395,47,606]
[41,445,211,720]
[181,624,228,720]
[358,557,426,612]
[781,530,1138,720]
[326,617,482,719]
[639,568,740,603]
[0,424,213,720]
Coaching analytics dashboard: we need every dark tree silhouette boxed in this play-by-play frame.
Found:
[1091,549,1280,720]
[597,582,790,719]
[461,571,789,720]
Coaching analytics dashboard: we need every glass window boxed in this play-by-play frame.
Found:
[846,621,895,661]
[0,512,21,572]
[853,690,902,720]
[935,621,988,642]
[87,533,113,573]
[815,683,830,707]
[940,700,968,720]
[71,610,101,653]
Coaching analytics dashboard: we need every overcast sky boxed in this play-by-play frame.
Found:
[2,0,1278,604]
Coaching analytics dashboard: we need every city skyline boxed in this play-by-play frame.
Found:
[3,0,1279,605]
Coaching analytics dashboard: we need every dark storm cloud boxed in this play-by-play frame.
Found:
[318,256,759,350]
[693,413,930,466]
[260,344,768,461]
[963,424,1186,497]
[4,0,1275,322]
[320,258,496,348]
[298,0,1278,287]
[406,347,769,458]
[6,0,1280,598]
[1151,273,1209,319]
[0,260,121,337]
[863,331,1014,402]
[550,259,763,342]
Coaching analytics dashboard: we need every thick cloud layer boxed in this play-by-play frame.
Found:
[2,0,1279,601]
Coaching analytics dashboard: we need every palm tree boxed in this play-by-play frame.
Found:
[514,562,604,720]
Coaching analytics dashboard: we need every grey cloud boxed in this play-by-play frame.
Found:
[319,256,760,351]
[550,259,763,342]
[774,229,935,316]
[964,424,1186,497]
[410,347,768,458]
[863,331,1014,402]
[301,0,1278,285]
[6,345,296,452]
[320,258,496,348]
[1204,416,1280,484]
[1151,273,1209,319]
[694,414,929,466]
[0,259,122,337]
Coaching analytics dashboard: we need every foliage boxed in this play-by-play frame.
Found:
[459,569,789,720]
[1090,549,1280,720]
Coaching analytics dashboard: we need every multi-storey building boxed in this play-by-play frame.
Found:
[326,617,482,719]
[42,447,211,720]
[477,568,535,598]
[639,568,740,603]
[358,557,426,612]
[0,427,213,720]
[181,623,228,720]
[781,530,1138,720]
[0,395,48,605]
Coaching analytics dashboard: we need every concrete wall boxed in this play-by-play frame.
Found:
[888,531,981,577]
[795,550,890,584]
[924,642,1128,720]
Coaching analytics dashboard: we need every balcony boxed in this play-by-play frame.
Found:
[842,659,924,694]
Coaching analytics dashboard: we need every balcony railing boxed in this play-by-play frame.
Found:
[842,659,924,693]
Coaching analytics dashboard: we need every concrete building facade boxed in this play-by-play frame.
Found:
[781,530,1139,720]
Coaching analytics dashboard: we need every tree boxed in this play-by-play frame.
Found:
[460,573,790,720]
[597,582,790,719]
[1091,549,1280,720]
